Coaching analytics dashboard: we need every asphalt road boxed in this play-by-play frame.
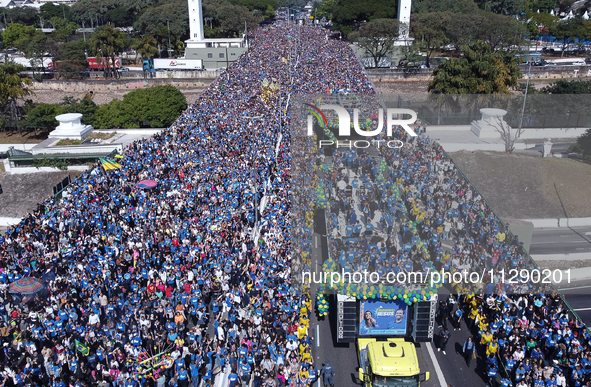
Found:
[312,296,509,387]
[310,233,498,387]
[524,138,574,154]
[556,279,591,325]
[530,226,591,255]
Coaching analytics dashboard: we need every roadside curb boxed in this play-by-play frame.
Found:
[522,217,591,228]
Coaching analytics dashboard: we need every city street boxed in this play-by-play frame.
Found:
[530,226,591,255]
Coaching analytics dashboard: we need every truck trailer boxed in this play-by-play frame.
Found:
[87,57,122,70]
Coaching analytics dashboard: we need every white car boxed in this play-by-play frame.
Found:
[572,60,586,66]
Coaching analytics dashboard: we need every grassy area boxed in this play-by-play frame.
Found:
[0,131,48,144]
[87,132,116,140]
[56,139,81,145]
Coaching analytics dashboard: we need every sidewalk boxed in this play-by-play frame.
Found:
[425,125,586,153]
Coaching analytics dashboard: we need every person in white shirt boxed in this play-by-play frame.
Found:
[88,311,100,326]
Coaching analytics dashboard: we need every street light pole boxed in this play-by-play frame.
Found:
[518,60,533,131]
[167,20,171,57]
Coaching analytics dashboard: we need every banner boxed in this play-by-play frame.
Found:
[359,299,408,336]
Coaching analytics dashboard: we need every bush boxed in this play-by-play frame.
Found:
[92,85,187,129]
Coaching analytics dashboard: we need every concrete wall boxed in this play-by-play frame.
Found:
[31,77,216,93]
[367,65,591,81]
[428,125,587,138]
[30,143,123,156]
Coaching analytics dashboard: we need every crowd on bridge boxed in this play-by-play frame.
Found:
[0,26,374,387]
[316,46,588,387]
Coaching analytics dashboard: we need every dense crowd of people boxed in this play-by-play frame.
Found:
[0,26,375,387]
[0,20,588,387]
[317,84,588,387]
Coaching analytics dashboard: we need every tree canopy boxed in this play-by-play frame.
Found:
[90,24,126,79]
[93,85,187,129]
[429,41,521,94]
[349,19,400,67]
[0,62,33,134]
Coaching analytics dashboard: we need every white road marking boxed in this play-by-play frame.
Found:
[316,324,320,347]
[574,307,591,311]
[426,341,447,387]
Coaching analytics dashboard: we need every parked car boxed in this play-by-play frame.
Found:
[572,60,586,66]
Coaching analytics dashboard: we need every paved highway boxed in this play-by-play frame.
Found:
[530,226,591,255]
[556,279,591,325]
[524,138,575,155]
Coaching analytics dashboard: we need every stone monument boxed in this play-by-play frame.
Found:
[48,113,93,141]
[471,108,508,138]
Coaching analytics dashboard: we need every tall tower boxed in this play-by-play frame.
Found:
[398,0,411,39]
[187,0,204,42]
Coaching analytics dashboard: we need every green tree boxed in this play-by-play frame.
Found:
[439,12,482,49]
[550,18,581,56]
[413,0,479,14]
[2,23,36,51]
[50,16,79,42]
[429,41,521,94]
[349,19,400,68]
[91,24,125,79]
[5,7,38,26]
[134,1,189,42]
[61,97,98,124]
[541,79,591,94]
[312,0,334,20]
[22,103,63,135]
[93,99,134,129]
[215,3,260,38]
[477,13,526,50]
[0,62,33,134]
[331,0,398,35]
[411,13,448,68]
[40,3,72,25]
[136,35,158,59]
[54,38,88,79]
[122,85,187,127]
[573,129,591,156]
[93,86,186,129]
[264,5,276,20]
[474,0,526,14]
[24,32,48,78]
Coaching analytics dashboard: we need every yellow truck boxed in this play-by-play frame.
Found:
[358,338,429,387]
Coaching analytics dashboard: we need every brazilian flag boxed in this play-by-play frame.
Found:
[75,339,89,356]
[99,157,121,171]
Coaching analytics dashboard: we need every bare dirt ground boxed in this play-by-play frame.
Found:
[450,151,591,219]
[0,170,82,218]
[30,87,207,106]
[375,80,431,96]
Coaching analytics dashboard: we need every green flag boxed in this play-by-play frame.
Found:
[75,339,89,356]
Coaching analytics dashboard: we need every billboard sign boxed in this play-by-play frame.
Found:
[359,299,408,336]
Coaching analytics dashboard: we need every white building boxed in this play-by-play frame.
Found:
[184,0,248,69]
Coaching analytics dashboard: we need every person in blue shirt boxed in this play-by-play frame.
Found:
[463,337,475,367]
[487,364,498,387]
[228,369,239,387]
[178,366,191,387]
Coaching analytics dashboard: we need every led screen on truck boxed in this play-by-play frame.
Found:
[359,299,408,336]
